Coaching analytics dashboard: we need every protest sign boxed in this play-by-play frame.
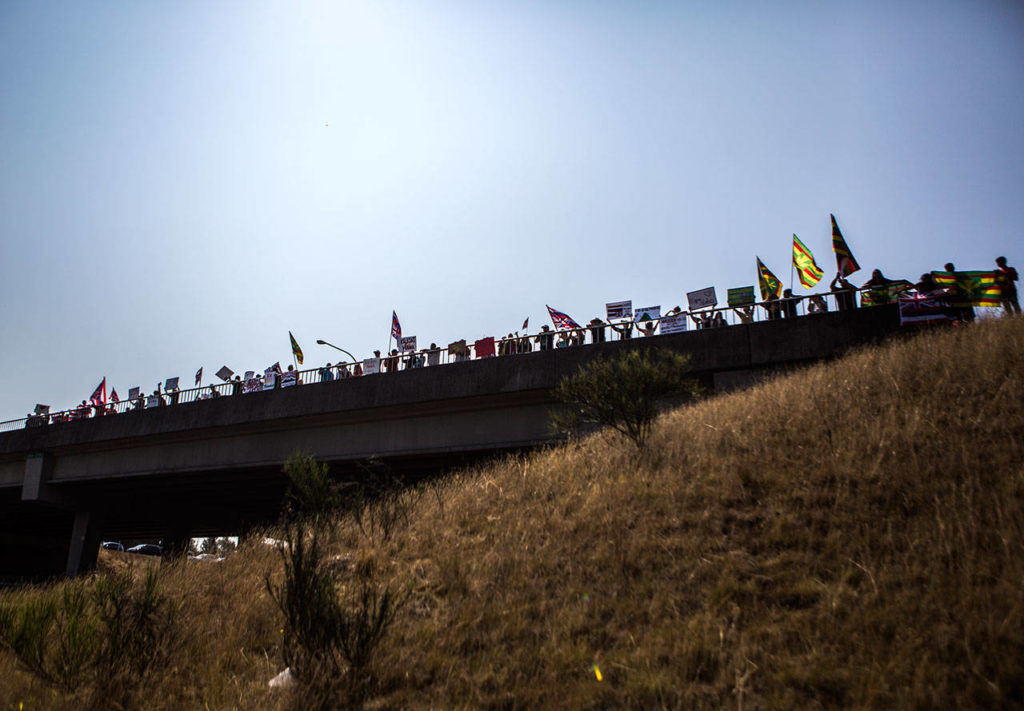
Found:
[243,378,261,394]
[146,395,161,409]
[34,404,50,415]
[164,377,179,391]
[606,300,633,320]
[727,286,756,306]
[659,313,688,334]
[216,366,234,382]
[281,370,298,388]
[634,305,661,323]
[687,287,717,311]
[399,336,417,353]
[362,358,380,375]
[244,371,255,380]
[263,368,277,390]
[128,387,140,400]
[475,337,495,358]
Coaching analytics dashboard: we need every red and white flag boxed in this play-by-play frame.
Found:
[391,311,402,341]
[89,378,106,406]
[110,389,120,403]
[195,367,203,386]
[546,305,581,331]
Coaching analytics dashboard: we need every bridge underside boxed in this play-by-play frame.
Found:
[0,446,527,582]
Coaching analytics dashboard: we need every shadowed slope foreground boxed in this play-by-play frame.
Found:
[3,317,1023,709]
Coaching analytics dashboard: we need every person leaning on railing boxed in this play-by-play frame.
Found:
[536,325,555,350]
[321,363,335,382]
[780,289,799,318]
[610,319,633,340]
[761,293,782,321]
[830,273,857,311]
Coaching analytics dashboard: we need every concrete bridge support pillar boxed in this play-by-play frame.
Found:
[66,511,102,577]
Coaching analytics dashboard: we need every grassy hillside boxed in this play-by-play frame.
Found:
[2,316,1023,710]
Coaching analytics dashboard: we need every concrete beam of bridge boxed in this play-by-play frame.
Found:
[0,305,901,578]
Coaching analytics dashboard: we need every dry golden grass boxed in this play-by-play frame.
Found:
[3,315,1023,709]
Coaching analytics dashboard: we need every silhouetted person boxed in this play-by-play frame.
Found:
[762,293,782,321]
[781,289,798,318]
[995,256,1020,314]
[831,273,857,311]
[944,262,975,322]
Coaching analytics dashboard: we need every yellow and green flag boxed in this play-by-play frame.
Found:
[756,257,782,300]
[831,214,860,277]
[289,331,304,365]
[792,234,824,288]
[861,280,913,307]
[931,271,1001,308]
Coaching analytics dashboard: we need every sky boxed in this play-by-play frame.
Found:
[1,0,1023,421]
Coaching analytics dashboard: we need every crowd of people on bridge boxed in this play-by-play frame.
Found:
[16,251,1018,429]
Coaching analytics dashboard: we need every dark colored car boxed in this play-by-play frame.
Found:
[127,544,163,557]
[101,541,125,552]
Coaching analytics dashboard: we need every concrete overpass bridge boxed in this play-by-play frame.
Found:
[0,305,900,578]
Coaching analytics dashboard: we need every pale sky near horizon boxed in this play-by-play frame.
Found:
[2,0,1023,420]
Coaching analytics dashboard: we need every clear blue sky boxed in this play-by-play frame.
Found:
[2,0,1022,420]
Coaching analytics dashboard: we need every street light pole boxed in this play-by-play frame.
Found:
[315,339,357,363]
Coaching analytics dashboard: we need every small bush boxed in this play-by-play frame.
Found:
[266,521,402,708]
[283,452,342,524]
[0,568,176,708]
[553,347,699,448]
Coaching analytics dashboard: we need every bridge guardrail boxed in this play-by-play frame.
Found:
[1,287,888,432]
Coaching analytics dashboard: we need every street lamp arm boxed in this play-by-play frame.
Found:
[315,339,357,363]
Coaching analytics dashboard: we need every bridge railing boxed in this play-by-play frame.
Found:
[2,287,888,432]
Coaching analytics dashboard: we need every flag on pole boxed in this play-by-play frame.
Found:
[831,214,860,277]
[522,317,529,331]
[289,332,304,365]
[546,305,581,330]
[756,257,782,300]
[110,389,119,403]
[195,367,203,386]
[89,378,106,406]
[391,311,402,341]
[792,234,824,288]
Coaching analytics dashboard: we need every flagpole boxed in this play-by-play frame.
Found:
[789,238,795,292]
